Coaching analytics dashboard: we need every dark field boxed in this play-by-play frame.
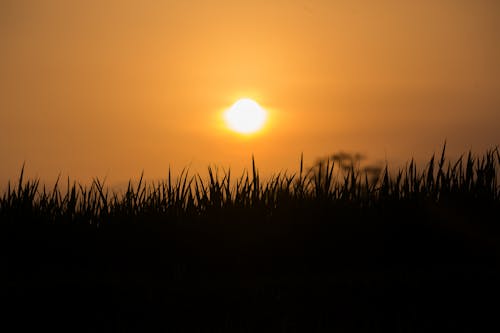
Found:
[2,148,500,331]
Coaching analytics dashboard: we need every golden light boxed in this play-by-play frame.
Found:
[224,98,268,134]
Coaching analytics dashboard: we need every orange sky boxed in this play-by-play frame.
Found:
[1,0,499,185]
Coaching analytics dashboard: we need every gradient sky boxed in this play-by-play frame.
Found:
[1,0,499,185]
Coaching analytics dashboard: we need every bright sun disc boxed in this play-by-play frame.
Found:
[224,98,267,134]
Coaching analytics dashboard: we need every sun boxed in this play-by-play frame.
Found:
[224,98,268,134]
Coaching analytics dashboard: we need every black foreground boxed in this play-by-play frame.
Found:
[3,202,500,332]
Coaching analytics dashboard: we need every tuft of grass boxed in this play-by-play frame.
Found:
[1,147,499,225]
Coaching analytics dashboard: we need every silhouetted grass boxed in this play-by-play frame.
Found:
[1,145,499,225]
[2,145,500,331]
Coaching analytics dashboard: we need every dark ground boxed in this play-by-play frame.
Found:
[2,202,500,332]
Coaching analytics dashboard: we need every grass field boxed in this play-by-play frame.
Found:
[2,146,500,331]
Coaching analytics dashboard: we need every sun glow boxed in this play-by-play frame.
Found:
[224,98,267,134]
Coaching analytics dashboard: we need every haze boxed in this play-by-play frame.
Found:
[1,0,499,185]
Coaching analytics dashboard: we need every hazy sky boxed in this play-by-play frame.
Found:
[1,0,499,185]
